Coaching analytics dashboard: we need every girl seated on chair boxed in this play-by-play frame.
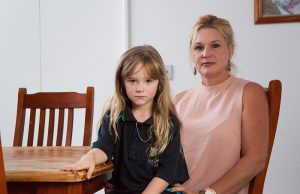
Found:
[61,45,189,194]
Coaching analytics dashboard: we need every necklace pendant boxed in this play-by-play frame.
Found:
[136,122,151,143]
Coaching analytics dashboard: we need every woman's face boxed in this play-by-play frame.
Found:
[191,28,233,85]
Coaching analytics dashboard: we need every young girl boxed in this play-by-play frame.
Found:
[62,45,189,194]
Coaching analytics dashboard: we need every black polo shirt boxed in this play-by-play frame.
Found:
[92,106,189,193]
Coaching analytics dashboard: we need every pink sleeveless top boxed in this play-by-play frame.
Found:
[175,75,249,194]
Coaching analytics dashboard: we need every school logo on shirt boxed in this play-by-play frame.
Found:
[147,146,159,167]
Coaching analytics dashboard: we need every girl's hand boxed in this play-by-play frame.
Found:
[61,148,107,179]
[60,153,95,179]
[171,183,198,194]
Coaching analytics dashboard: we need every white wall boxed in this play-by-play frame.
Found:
[0,0,41,144]
[0,0,124,147]
[1,0,299,193]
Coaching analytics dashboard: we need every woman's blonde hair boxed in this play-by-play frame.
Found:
[101,45,179,155]
[189,14,235,74]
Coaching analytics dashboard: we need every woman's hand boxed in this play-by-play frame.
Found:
[171,183,199,194]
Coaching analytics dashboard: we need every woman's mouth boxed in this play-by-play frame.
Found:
[202,62,214,66]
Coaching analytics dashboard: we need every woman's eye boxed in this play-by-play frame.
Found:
[194,45,204,51]
[212,43,220,48]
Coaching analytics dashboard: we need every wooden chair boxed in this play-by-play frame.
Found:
[0,135,8,194]
[13,87,94,147]
[248,80,282,194]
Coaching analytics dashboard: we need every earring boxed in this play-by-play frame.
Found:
[193,66,197,75]
[227,60,231,72]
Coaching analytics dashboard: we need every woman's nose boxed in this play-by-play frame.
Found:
[202,46,211,58]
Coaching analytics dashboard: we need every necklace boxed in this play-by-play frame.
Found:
[136,122,151,143]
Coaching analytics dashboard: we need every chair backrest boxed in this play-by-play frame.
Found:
[13,87,94,147]
[248,80,282,194]
[0,135,8,194]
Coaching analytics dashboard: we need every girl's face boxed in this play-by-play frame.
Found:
[191,28,233,85]
[123,63,159,111]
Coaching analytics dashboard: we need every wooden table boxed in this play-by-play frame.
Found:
[3,146,113,194]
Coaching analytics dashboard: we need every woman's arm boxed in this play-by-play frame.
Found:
[142,177,169,194]
[208,82,269,194]
[61,148,108,179]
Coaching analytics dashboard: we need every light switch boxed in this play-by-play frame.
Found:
[165,65,173,80]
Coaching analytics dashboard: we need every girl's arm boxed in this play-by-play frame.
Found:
[61,148,108,179]
[142,177,169,194]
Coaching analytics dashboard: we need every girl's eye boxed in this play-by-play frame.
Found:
[212,43,221,48]
[127,79,136,84]
[146,80,153,85]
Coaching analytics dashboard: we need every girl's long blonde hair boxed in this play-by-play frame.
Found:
[101,45,179,155]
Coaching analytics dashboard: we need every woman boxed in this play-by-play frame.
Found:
[172,15,269,194]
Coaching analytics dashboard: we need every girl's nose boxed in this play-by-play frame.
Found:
[136,83,144,92]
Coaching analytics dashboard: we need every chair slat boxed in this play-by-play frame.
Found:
[56,108,64,146]
[37,109,46,146]
[47,109,55,146]
[27,109,36,146]
[83,87,94,146]
[66,108,74,146]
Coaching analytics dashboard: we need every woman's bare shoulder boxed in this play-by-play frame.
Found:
[243,81,267,105]
[244,82,265,95]
[173,90,188,104]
